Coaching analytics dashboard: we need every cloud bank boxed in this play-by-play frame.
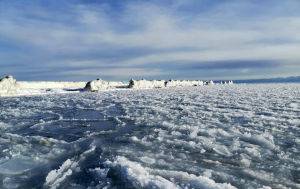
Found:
[0,0,300,81]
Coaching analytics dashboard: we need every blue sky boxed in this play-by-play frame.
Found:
[0,0,300,81]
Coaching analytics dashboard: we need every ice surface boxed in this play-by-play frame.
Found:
[18,81,86,89]
[0,158,37,175]
[0,83,299,188]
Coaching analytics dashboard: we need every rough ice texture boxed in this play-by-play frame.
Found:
[0,84,299,188]
[84,78,127,92]
[0,76,20,97]
[104,156,235,189]
[104,156,179,189]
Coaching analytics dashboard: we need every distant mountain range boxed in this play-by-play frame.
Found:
[233,76,300,84]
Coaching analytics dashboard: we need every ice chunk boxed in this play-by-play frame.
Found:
[0,75,20,97]
[84,78,109,92]
[104,156,178,188]
[242,133,276,150]
[84,78,127,91]
[213,145,233,157]
[45,159,78,188]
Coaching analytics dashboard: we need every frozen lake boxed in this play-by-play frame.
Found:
[0,84,299,188]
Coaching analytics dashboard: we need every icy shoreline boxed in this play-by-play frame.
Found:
[0,75,233,97]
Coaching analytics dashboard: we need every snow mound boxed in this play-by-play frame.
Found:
[84,78,109,92]
[129,79,166,89]
[84,78,127,92]
[0,75,20,97]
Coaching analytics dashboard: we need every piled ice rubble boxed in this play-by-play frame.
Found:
[0,75,88,96]
[165,80,204,87]
[204,80,214,85]
[219,80,233,85]
[84,78,221,91]
[84,78,109,92]
[128,79,166,89]
[0,75,20,97]
[84,78,127,92]
[128,79,208,89]
[0,75,233,95]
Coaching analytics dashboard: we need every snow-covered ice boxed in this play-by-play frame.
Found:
[0,83,299,188]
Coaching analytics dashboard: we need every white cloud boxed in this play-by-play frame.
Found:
[0,0,300,80]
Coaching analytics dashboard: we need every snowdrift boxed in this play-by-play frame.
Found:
[0,76,20,97]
